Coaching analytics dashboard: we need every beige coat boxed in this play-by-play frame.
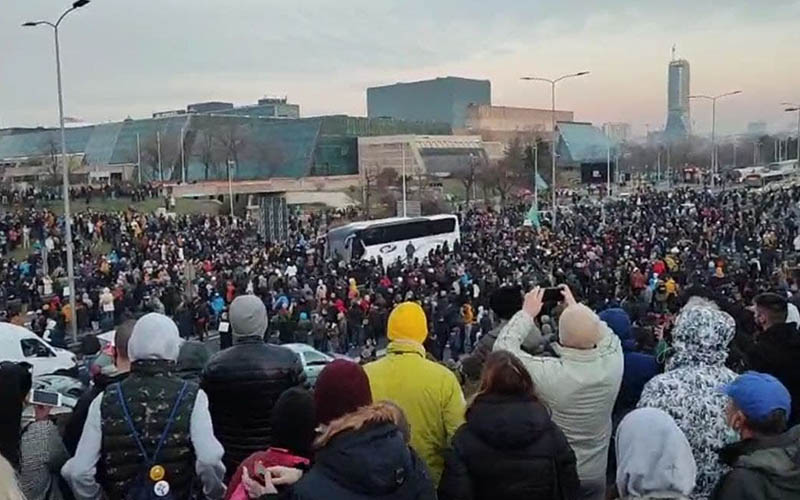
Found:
[494,310,623,482]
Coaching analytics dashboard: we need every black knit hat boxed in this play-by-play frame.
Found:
[271,387,316,458]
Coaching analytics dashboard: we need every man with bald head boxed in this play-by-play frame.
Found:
[494,286,623,500]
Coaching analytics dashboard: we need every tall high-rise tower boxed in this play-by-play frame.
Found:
[664,46,691,141]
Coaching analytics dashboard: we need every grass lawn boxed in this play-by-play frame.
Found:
[4,198,218,262]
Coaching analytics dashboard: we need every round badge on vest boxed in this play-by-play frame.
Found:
[153,480,170,497]
[149,465,165,482]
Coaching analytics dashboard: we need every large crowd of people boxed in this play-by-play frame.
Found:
[2,182,800,499]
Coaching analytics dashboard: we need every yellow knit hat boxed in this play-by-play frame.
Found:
[387,302,428,344]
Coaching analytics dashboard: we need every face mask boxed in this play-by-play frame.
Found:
[722,427,741,446]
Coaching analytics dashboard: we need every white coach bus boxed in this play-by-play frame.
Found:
[326,214,460,264]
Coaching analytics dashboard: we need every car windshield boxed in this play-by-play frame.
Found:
[303,350,330,366]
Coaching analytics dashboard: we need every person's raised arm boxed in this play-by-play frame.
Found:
[493,288,544,360]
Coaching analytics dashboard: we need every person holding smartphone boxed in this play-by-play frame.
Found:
[494,285,623,500]
[19,395,68,500]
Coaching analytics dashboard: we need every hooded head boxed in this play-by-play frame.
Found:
[229,295,268,339]
[176,341,210,377]
[559,304,602,349]
[314,359,372,426]
[599,308,635,351]
[616,408,696,498]
[128,313,181,363]
[387,302,428,345]
[667,305,735,370]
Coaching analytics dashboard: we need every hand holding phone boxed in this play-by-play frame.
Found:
[522,288,545,319]
[30,390,62,408]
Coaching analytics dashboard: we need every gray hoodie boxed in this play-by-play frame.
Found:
[616,408,696,499]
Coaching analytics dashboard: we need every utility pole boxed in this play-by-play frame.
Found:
[136,133,142,184]
[157,131,163,182]
[521,71,590,229]
[23,0,92,344]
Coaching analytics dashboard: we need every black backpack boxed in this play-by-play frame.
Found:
[114,381,189,500]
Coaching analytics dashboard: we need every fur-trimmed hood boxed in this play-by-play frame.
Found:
[294,402,434,498]
[315,402,408,448]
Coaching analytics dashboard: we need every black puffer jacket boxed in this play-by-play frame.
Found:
[201,337,304,477]
[438,394,580,500]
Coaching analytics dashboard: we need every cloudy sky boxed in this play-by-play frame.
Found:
[2,0,799,135]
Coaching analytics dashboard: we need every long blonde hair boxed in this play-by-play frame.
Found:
[0,455,24,500]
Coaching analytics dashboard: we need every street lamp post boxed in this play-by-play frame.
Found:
[783,103,800,163]
[23,0,91,344]
[690,90,742,188]
[533,142,539,211]
[521,71,590,228]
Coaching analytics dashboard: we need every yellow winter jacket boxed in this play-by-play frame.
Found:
[364,341,465,485]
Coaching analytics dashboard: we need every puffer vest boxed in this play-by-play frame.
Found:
[100,360,199,500]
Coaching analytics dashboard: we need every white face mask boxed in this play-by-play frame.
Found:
[722,427,741,446]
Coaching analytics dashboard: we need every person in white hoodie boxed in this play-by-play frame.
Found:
[494,286,624,500]
[614,407,697,499]
[62,313,226,500]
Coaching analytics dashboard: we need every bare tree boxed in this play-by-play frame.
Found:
[41,133,60,182]
[140,135,161,181]
[195,126,223,180]
[248,137,286,178]
[362,165,398,217]
[453,155,480,204]
[216,123,246,168]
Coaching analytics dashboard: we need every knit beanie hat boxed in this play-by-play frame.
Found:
[559,304,602,349]
[387,302,428,344]
[272,387,316,458]
[229,295,268,338]
[314,359,372,426]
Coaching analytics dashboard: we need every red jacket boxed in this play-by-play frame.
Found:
[226,448,310,500]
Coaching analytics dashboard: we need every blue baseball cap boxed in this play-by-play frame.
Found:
[721,371,792,421]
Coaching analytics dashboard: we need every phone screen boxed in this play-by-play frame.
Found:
[542,288,563,302]
[31,390,61,407]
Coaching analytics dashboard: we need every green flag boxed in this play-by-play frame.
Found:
[526,203,540,228]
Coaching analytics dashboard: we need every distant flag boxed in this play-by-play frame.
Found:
[526,203,540,228]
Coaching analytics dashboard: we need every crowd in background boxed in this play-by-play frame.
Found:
[1,183,800,499]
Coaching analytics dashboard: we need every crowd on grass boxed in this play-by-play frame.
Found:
[2,183,800,499]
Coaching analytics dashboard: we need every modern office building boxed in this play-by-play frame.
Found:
[357,135,487,179]
[664,57,691,141]
[367,77,491,128]
[460,104,573,142]
[0,114,450,185]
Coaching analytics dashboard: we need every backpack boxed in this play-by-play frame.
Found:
[115,381,189,500]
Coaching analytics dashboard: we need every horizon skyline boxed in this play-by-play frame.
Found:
[2,0,799,136]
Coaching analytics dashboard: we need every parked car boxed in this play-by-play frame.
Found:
[0,322,77,377]
[282,343,334,387]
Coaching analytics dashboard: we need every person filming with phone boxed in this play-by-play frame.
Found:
[494,285,623,500]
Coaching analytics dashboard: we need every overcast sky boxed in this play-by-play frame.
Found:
[2,0,799,135]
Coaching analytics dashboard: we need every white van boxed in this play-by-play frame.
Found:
[0,323,78,377]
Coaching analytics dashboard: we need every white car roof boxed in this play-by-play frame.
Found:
[281,343,332,358]
[0,322,40,341]
[0,323,41,357]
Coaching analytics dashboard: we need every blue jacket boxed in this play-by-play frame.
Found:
[599,308,661,414]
